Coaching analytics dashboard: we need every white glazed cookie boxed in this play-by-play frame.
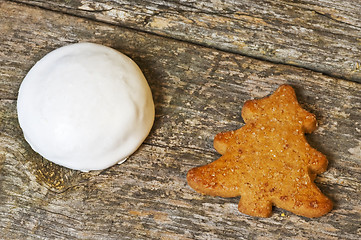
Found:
[17,43,155,171]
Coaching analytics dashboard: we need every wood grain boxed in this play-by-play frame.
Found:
[1,1,361,239]
[12,0,361,83]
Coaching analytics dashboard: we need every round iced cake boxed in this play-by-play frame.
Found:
[17,42,155,171]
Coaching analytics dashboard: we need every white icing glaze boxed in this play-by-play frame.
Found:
[17,43,154,171]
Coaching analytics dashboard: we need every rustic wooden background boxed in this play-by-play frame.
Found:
[1,0,360,239]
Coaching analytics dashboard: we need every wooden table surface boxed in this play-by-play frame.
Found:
[1,0,360,239]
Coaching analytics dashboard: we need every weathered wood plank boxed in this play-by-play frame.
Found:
[12,0,361,83]
[1,1,361,239]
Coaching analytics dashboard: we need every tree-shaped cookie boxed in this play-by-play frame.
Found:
[187,85,333,218]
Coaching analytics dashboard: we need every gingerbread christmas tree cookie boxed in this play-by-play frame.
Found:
[187,85,333,218]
